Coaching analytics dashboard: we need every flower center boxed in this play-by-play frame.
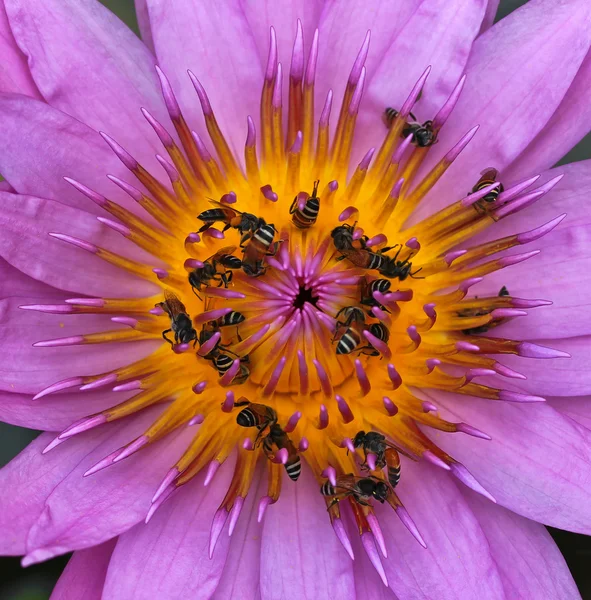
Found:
[28,22,567,585]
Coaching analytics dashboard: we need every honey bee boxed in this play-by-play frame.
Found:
[331,223,368,253]
[333,306,366,355]
[359,322,390,356]
[377,246,423,280]
[188,246,242,298]
[471,168,504,216]
[216,311,246,328]
[262,424,302,481]
[359,277,391,316]
[211,352,250,385]
[320,474,390,508]
[197,200,265,238]
[290,180,320,229]
[383,107,436,147]
[234,400,301,480]
[241,223,282,277]
[156,291,197,347]
[458,286,511,335]
[234,399,278,441]
[352,431,405,488]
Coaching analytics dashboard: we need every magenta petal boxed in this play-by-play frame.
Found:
[134,0,155,52]
[260,466,355,599]
[490,336,590,397]
[507,51,591,178]
[0,193,159,297]
[549,396,591,431]
[22,407,195,563]
[480,0,500,33]
[357,0,486,157]
[102,459,235,599]
[0,3,40,97]
[315,2,421,112]
[0,257,60,299]
[0,95,157,216]
[5,0,171,176]
[49,539,116,600]
[378,460,504,600]
[242,1,322,77]
[414,0,591,222]
[212,467,264,600]
[431,390,591,534]
[144,0,262,154]
[471,162,591,340]
[461,490,580,600]
[0,388,129,431]
[0,296,158,394]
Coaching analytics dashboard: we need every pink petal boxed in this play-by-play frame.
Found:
[0,388,134,431]
[414,0,591,223]
[0,3,40,97]
[356,0,486,157]
[0,295,157,396]
[50,539,116,600]
[134,0,155,52]
[5,0,172,176]
[212,466,264,600]
[260,466,355,599]
[431,389,591,534]
[461,489,580,599]
[144,0,262,154]
[377,459,504,600]
[102,460,235,599]
[315,2,421,112]
[468,162,591,340]
[507,50,591,178]
[480,0,500,33]
[0,257,60,299]
[0,95,158,216]
[22,406,195,564]
[241,1,322,75]
[548,396,591,431]
[0,192,160,297]
[490,336,590,397]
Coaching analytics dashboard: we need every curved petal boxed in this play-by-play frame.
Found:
[480,0,500,33]
[491,336,591,397]
[378,459,505,600]
[102,460,235,600]
[23,407,194,564]
[50,539,116,600]
[413,0,591,223]
[212,467,264,600]
[506,50,591,178]
[0,2,39,97]
[0,388,135,431]
[134,0,155,53]
[430,389,591,534]
[548,396,591,431]
[0,257,60,299]
[315,1,422,113]
[260,466,355,600]
[5,0,171,175]
[461,489,581,600]
[0,296,158,395]
[144,0,262,155]
[0,94,159,215]
[470,163,591,340]
[355,0,487,158]
[0,192,160,297]
[240,0,322,73]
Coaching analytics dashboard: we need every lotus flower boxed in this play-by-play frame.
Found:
[1,0,591,598]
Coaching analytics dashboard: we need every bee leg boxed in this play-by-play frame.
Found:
[162,330,174,346]
[335,255,346,262]
[236,328,243,342]
[191,287,203,301]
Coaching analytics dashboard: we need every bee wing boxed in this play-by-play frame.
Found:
[344,249,371,267]
[479,167,499,179]
[383,439,418,460]
[207,198,243,215]
[163,290,186,317]
[208,245,238,262]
